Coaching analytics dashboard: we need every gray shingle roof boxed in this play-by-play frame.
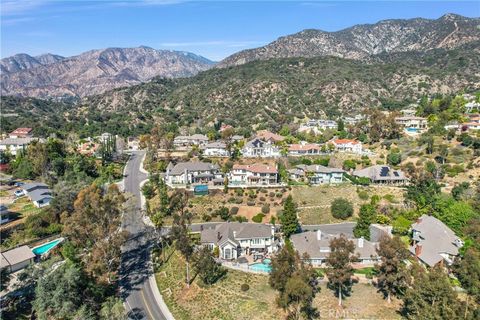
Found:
[22,182,49,192]
[28,189,53,202]
[200,222,273,246]
[297,164,344,174]
[409,215,461,267]
[353,165,407,182]
[168,162,220,175]
[1,245,35,267]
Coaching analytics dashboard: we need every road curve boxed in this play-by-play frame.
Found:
[120,151,169,320]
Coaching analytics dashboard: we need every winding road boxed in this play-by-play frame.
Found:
[120,151,170,320]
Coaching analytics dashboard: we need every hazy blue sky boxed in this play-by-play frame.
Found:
[1,1,479,60]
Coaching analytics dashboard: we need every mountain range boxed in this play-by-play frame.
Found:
[218,14,480,67]
[0,47,214,99]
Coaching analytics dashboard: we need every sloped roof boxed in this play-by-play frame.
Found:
[256,130,284,142]
[168,162,220,175]
[1,245,35,267]
[333,139,360,145]
[22,182,49,192]
[353,165,406,181]
[0,137,44,146]
[297,164,344,174]
[9,128,32,136]
[200,222,273,246]
[203,142,227,149]
[288,143,321,151]
[28,189,53,202]
[233,164,277,174]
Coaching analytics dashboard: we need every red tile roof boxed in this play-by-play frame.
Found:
[233,164,278,174]
[288,143,321,151]
[333,139,360,145]
[256,130,285,142]
[9,127,32,136]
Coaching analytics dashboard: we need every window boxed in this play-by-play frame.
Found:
[251,238,262,245]
[224,248,231,259]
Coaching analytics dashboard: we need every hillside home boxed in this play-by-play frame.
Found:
[242,138,280,158]
[331,139,363,154]
[20,183,53,207]
[9,127,33,138]
[353,165,408,185]
[410,215,463,267]
[395,116,428,130]
[202,142,230,157]
[1,246,36,273]
[400,108,417,117]
[229,164,278,187]
[291,229,381,267]
[173,134,209,147]
[200,222,276,260]
[288,142,322,156]
[343,115,364,125]
[288,164,344,185]
[465,101,480,113]
[165,161,223,186]
[461,116,480,131]
[0,137,44,156]
[255,130,284,143]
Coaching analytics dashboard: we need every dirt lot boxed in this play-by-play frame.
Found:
[155,247,401,320]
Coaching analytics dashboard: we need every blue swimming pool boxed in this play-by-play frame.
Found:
[249,259,272,273]
[32,238,64,255]
[406,127,419,133]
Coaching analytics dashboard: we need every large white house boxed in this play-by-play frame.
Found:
[288,164,344,185]
[331,139,363,154]
[0,137,44,156]
[202,142,230,157]
[200,222,276,260]
[229,163,279,187]
[395,116,428,131]
[165,161,223,186]
[242,138,280,158]
[173,134,209,147]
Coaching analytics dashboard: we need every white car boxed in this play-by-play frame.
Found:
[14,190,25,197]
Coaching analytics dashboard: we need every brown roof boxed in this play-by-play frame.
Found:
[288,143,321,151]
[10,127,33,136]
[256,130,284,142]
[233,163,278,174]
[333,139,359,145]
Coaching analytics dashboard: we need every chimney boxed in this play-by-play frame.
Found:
[358,237,364,248]
[415,244,422,256]
[317,230,322,241]
[233,231,237,239]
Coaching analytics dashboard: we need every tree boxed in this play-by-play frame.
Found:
[1,268,11,291]
[330,198,354,219]
[280,274,314,320]
[451,182,470,201]
[270,245,298,292]
[325,235,358,306]
[405,173,441,211]
[353,204,376,240]
[193,246,226,285]
[100,297,126,320]
[170,190,194,287]
[454,248,480,304]
[387,152,402,166]
[374,236,410,303]
[402,266,465,319]
[62,184,128,283]
[280,195,300,238]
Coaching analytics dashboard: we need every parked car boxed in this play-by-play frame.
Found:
[14,182,24,187]
[14,190,25,197]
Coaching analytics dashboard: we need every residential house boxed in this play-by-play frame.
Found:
[78,141,100,156]
[127,136,140,150]
[202,142,230,157]
[461,116,480,131]
[288,165,344,185]
[255,130,284,143]
[343,115,364,125]
[200,222,276,260]
[395,116,428,131]
[288,142,322,156]
[353,165,408,185]
[229,164,278,187]
[231,135,244,142]
[20,183,53,207]
[465,101,480,113]
[21,182,49,195]
[9,127,33,138]
[0,137,44,156]
[317,120,338,130]
[331,139,363,154]
[298,119,337,133]
[1,245,36,272]
[173,134,209,147]
[242,138,280,158]
[165,161,223,186]
[400,108,417,117]
[290,225,385,267]
[410,215,463,267]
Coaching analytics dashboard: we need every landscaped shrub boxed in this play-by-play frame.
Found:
[370,195,381,206]
[383,194,396,203]
[235,189,244,197]
[235,198,243,204]
[275,193,282,198]
[252,213,265,223]
[216,207,230,221]
[392,216,412,235]
[241,283,250,292]
[387,152,402,166]
[228,196,236,203]
[234,216,248,223]
[269,192,275,197]
[261,204,270,214]
[230,206,239,215]
[247,201,255,206]
[331,198,354,220]
[259,196,266,202]
[376,214,391,224]
[357,189,369,200]
[202,214,212,222]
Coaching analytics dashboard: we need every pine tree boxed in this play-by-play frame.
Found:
[280,195,300,238]
[353,204,376,240]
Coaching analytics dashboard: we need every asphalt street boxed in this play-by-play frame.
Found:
[120,151,167,320]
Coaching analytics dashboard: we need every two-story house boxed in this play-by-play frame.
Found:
[200,222,276,260]
[229,164,278,187]
[353,165,408,185]
[288,164,344,184]
[202,142,230,157]
[242,138,280,158]
[395,116,428,131]
[165,161,223,186]
[331,139,363,154]
[288,142,322,156]
[173,134,209,147]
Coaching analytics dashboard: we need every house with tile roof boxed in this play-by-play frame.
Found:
[410,215,463,267]
[242,138,280,158]
[200,222,276,260]
[165,161,223,187]
[255,130,285,143]
[331,139,363,154]
[288,142,323,156]
[288,164,344,185]
[229,163,279,187]
[9,127,33,139]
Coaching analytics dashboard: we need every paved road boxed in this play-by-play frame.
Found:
[120,151,167,320]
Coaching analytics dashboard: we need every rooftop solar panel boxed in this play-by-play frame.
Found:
[380,166,390,177]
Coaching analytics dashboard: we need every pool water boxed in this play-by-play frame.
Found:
[249,259,272,273]
[32,238,64,255]
[406,127,419,132]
